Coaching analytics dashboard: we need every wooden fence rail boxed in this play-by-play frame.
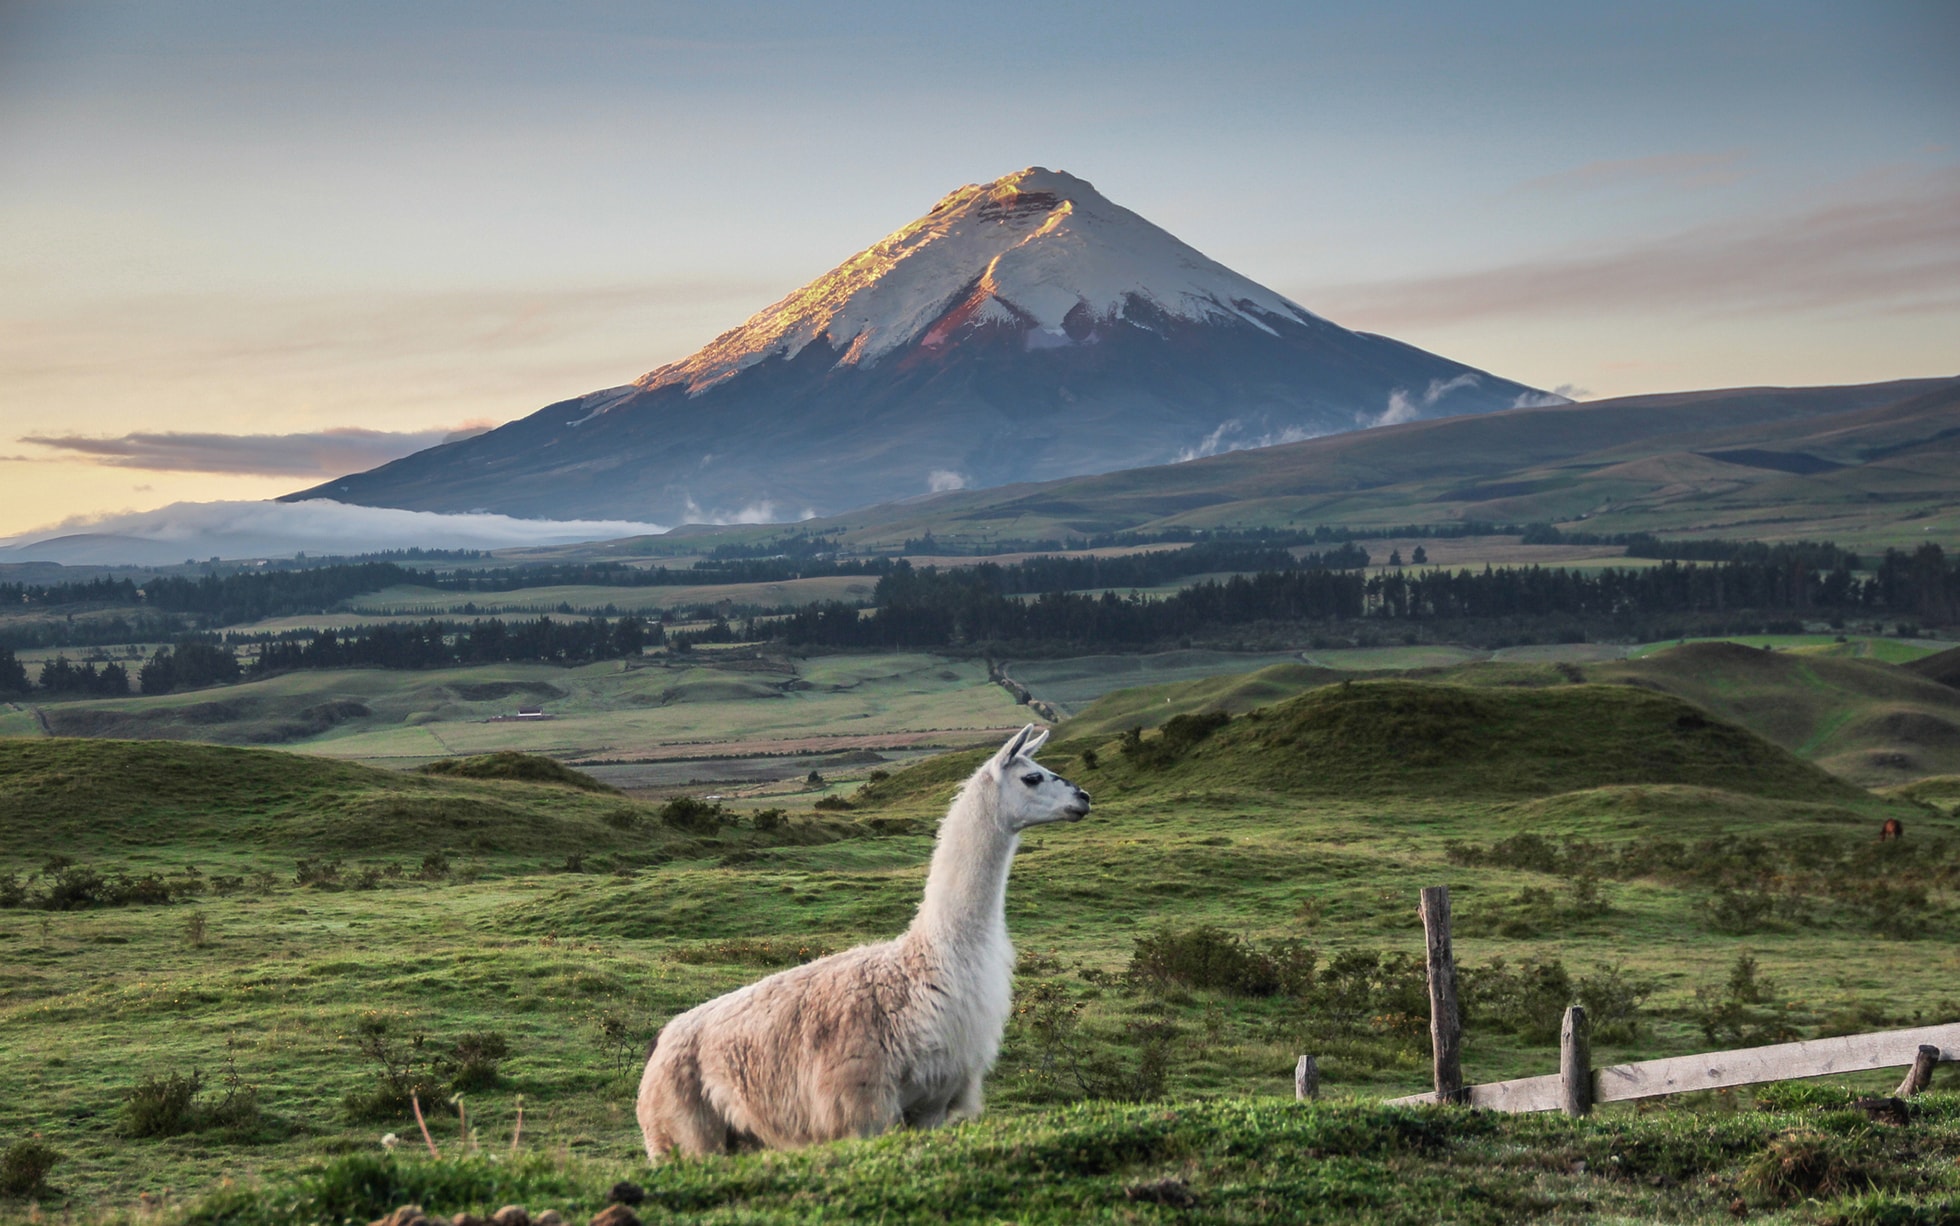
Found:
[1375,884,1956,1114]
[1389,1022,1960,1113]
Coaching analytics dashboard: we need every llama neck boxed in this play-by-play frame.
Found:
[907,777,1018,953]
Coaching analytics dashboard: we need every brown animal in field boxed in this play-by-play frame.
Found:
[1879,817,1904,842]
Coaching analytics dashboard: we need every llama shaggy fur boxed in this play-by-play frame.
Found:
[636,724,1088,1158]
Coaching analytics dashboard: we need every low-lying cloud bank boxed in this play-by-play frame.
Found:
[16,425,493,478]
[0,500,668,566]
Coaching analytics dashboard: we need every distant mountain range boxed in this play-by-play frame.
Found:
[287,167,1552,523]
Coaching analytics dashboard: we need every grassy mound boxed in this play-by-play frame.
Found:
[1882,774,1960,815]
[0,738,652,860]
[1596,642,1960,786]
[1905,643,1960,689]
[417,751,619,793]
[1496,784,1877,838]
[1102,680,1867,801]
[1061,662,1342,742]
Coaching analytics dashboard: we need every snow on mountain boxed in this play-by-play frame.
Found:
[637,168,1321,397]
[290,167,1559,524]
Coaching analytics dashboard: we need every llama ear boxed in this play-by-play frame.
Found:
[1021,727,1051,759]
[993,723,1038,766]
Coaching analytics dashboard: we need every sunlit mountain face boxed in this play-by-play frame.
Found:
[290,168,1555,524]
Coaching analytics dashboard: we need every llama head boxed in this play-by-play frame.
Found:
[989,724,1091,832]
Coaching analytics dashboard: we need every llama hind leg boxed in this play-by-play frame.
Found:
[638,1055,733,1160]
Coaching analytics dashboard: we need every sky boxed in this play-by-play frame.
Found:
[2,0,1956,540]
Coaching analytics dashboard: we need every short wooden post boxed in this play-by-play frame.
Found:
[1896,1044,1941,1097]
[1295,1054,1319,1101]
[1560,1005,1592,1117]
[1419,886,1465,1104]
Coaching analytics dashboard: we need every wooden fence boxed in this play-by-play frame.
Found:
[1352,886,1956,1116]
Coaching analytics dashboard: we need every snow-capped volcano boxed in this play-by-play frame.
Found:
[291,168,1556,523]
[642,168,1321,396]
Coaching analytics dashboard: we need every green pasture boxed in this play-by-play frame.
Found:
[9,653,1024,767]
[4,666,1960,1219]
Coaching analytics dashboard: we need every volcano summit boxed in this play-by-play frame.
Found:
[292,168,1556,524]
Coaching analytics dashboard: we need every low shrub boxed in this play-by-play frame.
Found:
[122,1072,202,1138]
[1119,712,1230,768]
[449,1032,511,1092]
[0,1139,60,1197]
[659,796,725,832]
[1129,925,1315,997]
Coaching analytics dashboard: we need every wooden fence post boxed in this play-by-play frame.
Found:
[1295,1055,1319,1101]
[1560,1005,1592,1118]
[1419,886,1465,1104]
[1897,1044,1940,1097]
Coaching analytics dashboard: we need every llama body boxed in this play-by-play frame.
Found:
[637,725,1086,1158]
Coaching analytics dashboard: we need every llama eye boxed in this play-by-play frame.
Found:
[1020,773,1043,787]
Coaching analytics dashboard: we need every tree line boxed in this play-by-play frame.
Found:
[778,544,1960,650]
[245,616,659,675]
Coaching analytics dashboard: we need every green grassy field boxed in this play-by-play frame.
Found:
[4,665,1959,1222]
[14,652,1027,770]
[1039,638,1960,791]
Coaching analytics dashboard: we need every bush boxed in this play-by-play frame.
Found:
[123,1071,203,1138]
[1693,952,1800,1047]
[0,1139,59,1197]
[449,1032,511,1092]
[344,1014,446,1123]
[752,808,786,832]
[1119,712,1230,767]
[659,796,725,832]
[295,859,343,889]
[1129,926,1315,997]
[813,796,854,811]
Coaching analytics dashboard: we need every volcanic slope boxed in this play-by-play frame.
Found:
[291,168,1547,522]
[800,374,1960,546]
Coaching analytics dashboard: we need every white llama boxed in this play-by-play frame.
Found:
[636,724,1089,1158]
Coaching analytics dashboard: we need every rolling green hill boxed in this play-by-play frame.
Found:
[1046,639,1960,789]
[1592,641,1960,786]
[0,739,661,860]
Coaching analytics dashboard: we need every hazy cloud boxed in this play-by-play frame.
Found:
[679,497,814,526]
[1521,151,1746,193]
[0,499,669,564]
[1371,373,1483,428]
[17,424,494,477]
[1176,421,1327,463]
[1318,172,1960,327]
[926,469,969,493]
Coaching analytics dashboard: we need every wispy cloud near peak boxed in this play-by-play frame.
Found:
[16,425,494,478]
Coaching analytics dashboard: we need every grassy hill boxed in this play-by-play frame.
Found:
[1046,638,1960,790]
[0,739,664,861]
[1124,680,1867,802]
